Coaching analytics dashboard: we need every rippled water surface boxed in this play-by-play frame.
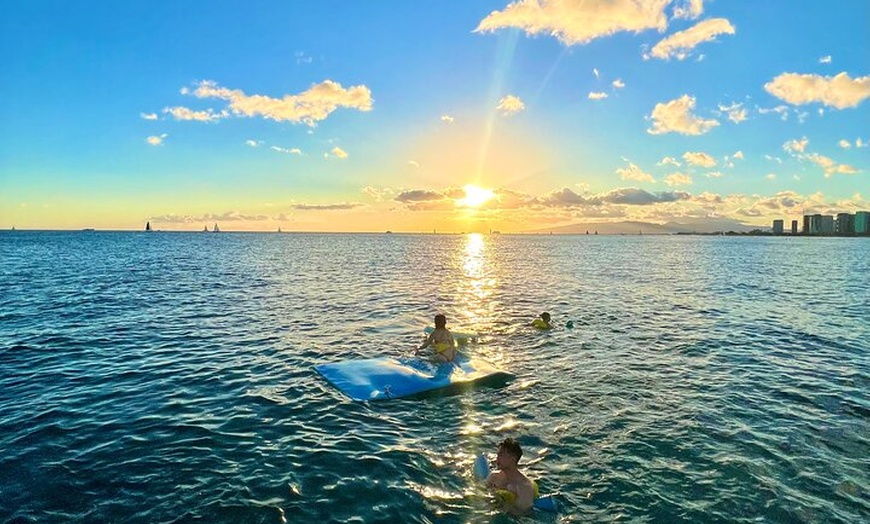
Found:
[1,231,867,523]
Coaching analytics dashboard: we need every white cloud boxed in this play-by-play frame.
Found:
[839,139,851,149]
[140,112,158,120]
[295,51,314,64]
[187,79,373,126]
[672,0,703,20]
[612,78,625,89]
[765,173,777,180]
[616,159,655,182]
[588,91,609,100]
[647,94,719,135]
[664,173,693,186]
[647,18,735,60]
[441,115,455,123]
[733,150,744,159]
[658,156,681,167]
[764,72,870,109]
[474,0,671,46]
[783,137,809,154]
[718,102,747,123]
[163,106,228,122]
[683,151,717,167]
[270,146,302,155]
[705,171,723,178]
[819,55,832,64]
[408,160,420,168]
[245,140,262,147]
[497,95,526,115]
[330,146,348,159]
[146,134,167,146]
[858,138,867,148]
[765,155,783,164]
[593,68,600,78]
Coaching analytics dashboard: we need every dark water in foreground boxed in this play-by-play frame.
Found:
[0,231,867,523]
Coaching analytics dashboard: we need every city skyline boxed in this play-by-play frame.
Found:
[1,1,868,232]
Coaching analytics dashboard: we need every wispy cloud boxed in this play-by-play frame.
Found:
[658,156,681,167]
[783,137,809,154]
[647,18,735,60]
[474,0,670,46]
[292,202,363,210]
[718,102,747,123]
[616,159,655,182]
[588,91,609,100]
[764,72,870,109]
[163,106,228,122]
[183,79,373,126]
[805,153,858,178]
[140,112,158,120]
[683,151,717,167]
[819,55,832,64]
[497,95,525,115]
[648,94,719,135]
[612,78,625,89]
[271,146,302,155]
[757,105,790,120]
[245,139,262,147]
[440,114,455,123]
[593,68,600,79]
[146,134,168,146]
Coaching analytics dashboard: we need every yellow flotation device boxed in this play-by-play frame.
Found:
[495,481,539,506]
[531,318,551,330]
[434,342,451,354]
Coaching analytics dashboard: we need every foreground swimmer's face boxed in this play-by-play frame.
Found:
[496,447,518,469]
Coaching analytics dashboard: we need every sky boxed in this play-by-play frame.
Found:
[1,0,868,232]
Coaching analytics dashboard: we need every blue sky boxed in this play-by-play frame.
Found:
[1,0,868,231]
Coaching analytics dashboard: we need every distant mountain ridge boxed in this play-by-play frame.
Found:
[526,218,760,235]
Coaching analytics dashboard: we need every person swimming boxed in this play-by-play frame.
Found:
[417,314,457,362]
[531,312,553,330]
[486,438,537,515]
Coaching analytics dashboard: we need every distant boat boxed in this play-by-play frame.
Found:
[145,221,152,232]
[385,230,392,234]
[213,223,220,233]
[278,227,282,233]
[203,226,208,232]
[82,228,95,232]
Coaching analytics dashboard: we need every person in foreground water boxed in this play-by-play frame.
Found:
[486,438,537,515]
[531,311,553,330]
[417,314,456,362]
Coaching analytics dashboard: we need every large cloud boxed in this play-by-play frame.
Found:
[475,0,671,46]
[595,187,691,205]
[185,79,373,126]
[616,160,655,182]
[163,106,228,122]
[648,94,719,135]
[648,18,735,60]
[764,72,870,109]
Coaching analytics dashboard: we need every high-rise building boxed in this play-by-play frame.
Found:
[791,220,798,234]
[820,215,835,234]
[804,214,823,235]
[772,219,784,234]
[836,213,854,235]
[855,211,870,235]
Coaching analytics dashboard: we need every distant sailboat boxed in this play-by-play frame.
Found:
[278,227,282,233]
[213,223,220,233]
[145,221,152,232]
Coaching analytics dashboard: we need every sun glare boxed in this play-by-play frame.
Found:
[457,184,495,208]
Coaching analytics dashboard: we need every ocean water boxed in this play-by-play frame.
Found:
[0,231,867,524]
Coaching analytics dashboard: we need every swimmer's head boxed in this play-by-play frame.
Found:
[541,312,551,322]
[497,437,523,468]
[434,314,447,328]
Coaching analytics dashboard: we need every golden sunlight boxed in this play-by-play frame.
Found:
[456,184,495,208]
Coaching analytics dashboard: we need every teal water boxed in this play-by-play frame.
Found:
[0,231,867,523]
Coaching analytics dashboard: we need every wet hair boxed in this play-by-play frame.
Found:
[498,438,523,462]
[541,312,551,322]
[434,314,447,328]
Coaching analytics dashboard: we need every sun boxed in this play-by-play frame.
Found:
[456,184,495,208]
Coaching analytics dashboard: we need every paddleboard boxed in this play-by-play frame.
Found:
[315,355,513,401]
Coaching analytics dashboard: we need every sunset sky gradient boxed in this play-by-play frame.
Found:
[1,1,868,232]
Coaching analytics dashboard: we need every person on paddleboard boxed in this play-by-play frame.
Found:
[417,314,457,362]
